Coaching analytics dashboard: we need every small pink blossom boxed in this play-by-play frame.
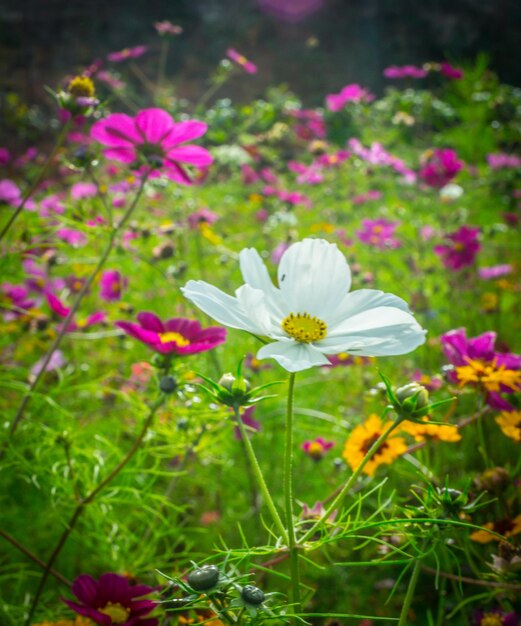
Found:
[155,21,183,36]
[357,218,401,249]
[46,292,105,332]
[352,190,382,205]
[30,350,66,380]
[348,138,416,183]
[99,270,127,301]
[96,70,126,90]
[0,179,22,206]
[0,148,11,166]
[234,405,261,440]
[487,153,521,169]
[478,264,513,280]
[55,228,87,247]
[434,225,480,270]
[226,48,257,74]
[40,194,65,216]
[90,108,213,184]
[440,62,464,80]
[107,45,148,63]
[419,148,464,188]
[187,207,219,230]
[271,242,290,264]
[383,65,428,79]
[302,437,334,461]
[71,182,97,200]
[326,83,374,111]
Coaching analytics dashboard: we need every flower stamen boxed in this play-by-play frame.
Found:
[282,312,327,343]
[159,331,190,346]
[99,602,130,624]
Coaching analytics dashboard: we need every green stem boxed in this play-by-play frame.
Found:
[284,372,301,616]
[233,406,288,543]
[398,550,424,626]
[24,395,165,626]
[3,174,149,450]
[300,416,400,544]
[0,119,71,242]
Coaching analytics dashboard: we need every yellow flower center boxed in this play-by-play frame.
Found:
[237,54,248,65]
[67,76,95,98]
[373,225,384,234]
[307,442,324,458]
[453,242,465,251]
[99,602,130,624]
[481,615,504,626]
[159,331,190,346]
[281,313,327,343]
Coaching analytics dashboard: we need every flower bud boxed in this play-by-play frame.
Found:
[186,565,220,591]
[241,584,265,605]
[394,382,430,418]
[159,375,177,394]
[216,373,251,407]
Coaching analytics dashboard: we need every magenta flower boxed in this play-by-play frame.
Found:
[419,148,464,188]
[56,227,88,247]
[315,150,350,168]
[326,84,374,111]
[90,108,213,184]
[434,225,480,270]
[347,138,416,183]
[440,62,464,80]
[100,270,127,302]
[357,218,401,250]
[383,64,428,79]
[46,292,105,332]
[0,179,22,206]
[0,147,11,166]
[155,21,183,36]
[478,264,513,280]
[302,437,334,461]
[226,48,257,74]
[323,353,371,368]
[472,608,520,626]
[107,45,148,63]
[1,283,35,320]
[63,572,158,626]
[441,328,521,371]
[187,207,219,230]
[487,153,521,169]
[71,182,97,200]
[116,312,226,355]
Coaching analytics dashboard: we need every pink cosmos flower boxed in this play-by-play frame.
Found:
[0,148,11,166]
[302,437,334,461]
[71,182,97,200]
[40,193,65,216]
[352,190,382,205]
[383,65,428,79]
[487,153,521,169]
[348,138,416,183]
[30,350,66,380]
[478,264,513,280]
[155,21,183,36]
[90,108,213,184]
[63,572,158,626]
[226,48,257,74]
[323,353,371,368]
[46,292,105,332]
[288,161,324,185]
[357,218,401,249]
[440,62,464,80]
[116,312,226,355]
[1,283,35,320]
[419,148,464,188]
[107,45,148,63]
[187,207,219,230]
[315,150,350,168]
[96,70,126,91]
[56,228,88,247]
[0,179,22,206]
[434,225,480,270]
[271,242,290,264]
[326,84,374,111]
[99,270,127,301]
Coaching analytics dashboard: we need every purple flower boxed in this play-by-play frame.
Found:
[383,64,428,79]
[472,608,520,626]
[107,45,148,63]
[420,148,464,188]
[99,270,127,302]
[234,405,261,439]
[1,283,35,319]
[226,48,257,74]
[71,182,97,200]
[326,83,374,111]
[187,207,219,230]
[487,153,521,169]
[56,228,88,247]
[434,225,480,270]
[63,572,158,626]
[30,350,66,380]
[90,108,213,184]
[0,179,22,206]
[302,437,334,460]
[116,312,226,355]
[0,147,11,166]
[154,21,183,36]
[441,328,521,371]
[478,264,513,280]
[440,62,464,80]
[357,218,401,250]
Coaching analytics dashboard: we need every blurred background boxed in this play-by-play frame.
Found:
[2,0,520,107]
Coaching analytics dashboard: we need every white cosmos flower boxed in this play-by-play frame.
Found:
[182,238,426,373]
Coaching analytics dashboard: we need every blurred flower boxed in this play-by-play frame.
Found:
[226,48,257,74]
[434,225,480,270]
[478,265,513,280]
[302,437,334,460]
[352,190,382,205]
[383,65,428,79]
[257,0,323,23]
[420,148,464,188]
[326,83,374,111]
[96,70,126,90]
[234,405,261,439]
[71,182,97,200]
[182,238,426,372]
[411,370,442,391]
[187,207,219,230]
[472,609,520,626]
[107,45,148,62]
[46,292,105,332]
[33,617,94,626]
[470,515,521,544]
[154,21,183,36]
[0,179,22,206]
[439,62,464,80]
[56,228,88,247]
[300,501,337,523]
[487,153,521,169]
[357,218,401,250]
[244,352,272,372]
[439,183,463,202]
[495,410,521,442]
[116,312,226,355]
[1,283,36,319]
[399,418,461,442]
[323,352,371,368]
[0,147,11,166]
[63,572,158,625]
[343,414,407,476]
[57,75,99,119]
[90,108,212,184]
[348,138,416,183]
[30,350,66,380]
[99,270,127,302]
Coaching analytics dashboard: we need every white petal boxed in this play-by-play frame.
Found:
[182,280,260,334]
[235,284,282,336]
[239,247,287,317]
[256,340,331,372]
[326,289,410,327]
[276,239,351,317]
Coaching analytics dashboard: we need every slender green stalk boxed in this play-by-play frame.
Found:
[3,174,149,449]
[398,551,424,626]
[24,395,165,626]
[283,372,301,616]
[300,417,401,544]
[233,406,288,543]
[0,119,71,242]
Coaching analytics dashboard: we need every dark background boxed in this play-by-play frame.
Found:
[1,0,520,107]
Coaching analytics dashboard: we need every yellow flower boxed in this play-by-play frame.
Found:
[399,418,461,442]
[495,410,521,442]
[199,223,222,246]
[310,222,335,234]
[470,514,521,543]
[67,76,95,98]
[455,359,521,393]
[342,414,407,476]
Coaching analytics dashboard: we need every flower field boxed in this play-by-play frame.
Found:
[1,29,520,626]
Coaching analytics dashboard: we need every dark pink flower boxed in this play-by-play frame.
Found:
[326,84,374,111]
[352,190,382,205]
[40,193,66,216]
[1,283,35,319]
[155,21,183,36]
[441,328,521,371]
[434,225,480,270]
[226,48,257,74]
[315,150,350,168]
[419,148,464,188]
[46,292,105,332]
[116,312,226,355]
[0,148,11,166]
[71,182,97,200]
[56,228,88,247]
[90,108,212,184]
[0,179,22,206]
[440,62,464,80]
[357,218,401,250]
[107,45,148,63]
[478,264,513,280]
[323,353,371,368]
[100,270,127,301]
[487,153,521,169]
[383,65,428,79]
[63,572,158,626]
[472,608,520,626]
[302,437,334,461]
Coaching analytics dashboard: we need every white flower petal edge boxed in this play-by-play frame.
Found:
[257,341,330,372]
